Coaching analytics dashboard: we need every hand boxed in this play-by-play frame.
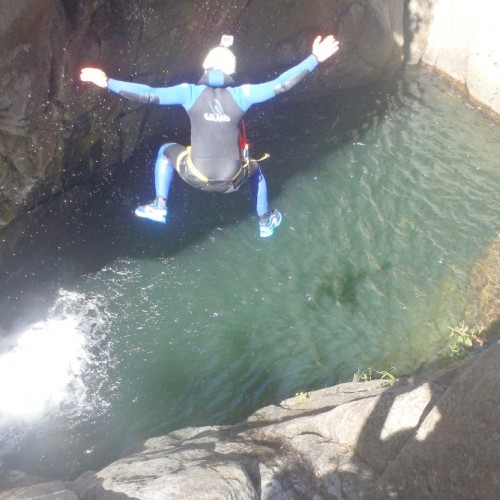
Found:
[312,35,339,62]
[80,67,108,88]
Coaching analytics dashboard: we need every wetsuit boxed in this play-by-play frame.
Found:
[107,54,319,215]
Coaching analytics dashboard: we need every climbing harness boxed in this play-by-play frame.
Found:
[175,120,270,192]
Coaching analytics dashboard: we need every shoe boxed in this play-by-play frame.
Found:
[135,201,167,224]
[259,209,282,238]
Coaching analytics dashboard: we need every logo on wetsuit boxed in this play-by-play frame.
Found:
[204,99,230,122]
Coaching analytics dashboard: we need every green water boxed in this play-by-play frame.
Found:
[0,66,499,479]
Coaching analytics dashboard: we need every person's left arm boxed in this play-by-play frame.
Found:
[231,35,339,110]
[232,55,318,110]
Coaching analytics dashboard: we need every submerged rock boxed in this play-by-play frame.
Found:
[0,481,77,500]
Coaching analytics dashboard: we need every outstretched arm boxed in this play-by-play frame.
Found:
[234,35,339,109]
[80,67,192,106]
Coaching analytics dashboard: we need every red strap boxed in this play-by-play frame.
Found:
[239,119,248,150]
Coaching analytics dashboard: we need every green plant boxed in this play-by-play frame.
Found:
[446,322,485,361]
[352,366,397,385]
[294,391,310,402]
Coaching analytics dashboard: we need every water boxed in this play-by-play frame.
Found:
[0,66,499,480]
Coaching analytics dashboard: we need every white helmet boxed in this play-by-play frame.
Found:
[202,46,236,75]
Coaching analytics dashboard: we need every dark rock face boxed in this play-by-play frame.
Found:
[0,0,405,228]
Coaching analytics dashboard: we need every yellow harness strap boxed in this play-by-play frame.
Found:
[176,146,209,183]
[178,147,270,184]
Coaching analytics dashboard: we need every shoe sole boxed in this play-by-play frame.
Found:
[135,209,167,224]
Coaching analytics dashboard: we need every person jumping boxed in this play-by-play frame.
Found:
[80,34,339,237]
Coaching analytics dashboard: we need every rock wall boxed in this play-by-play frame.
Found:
[2,342,498,499]
[407,0,500,117]
[0,0,405,229]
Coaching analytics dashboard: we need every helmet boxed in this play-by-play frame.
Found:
[202,46,236,75]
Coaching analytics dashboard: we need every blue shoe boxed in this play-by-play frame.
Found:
[259,209,282,238]
[135,201,167,224]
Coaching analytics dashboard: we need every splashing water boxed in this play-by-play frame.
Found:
[0,290,115,469]
[0,316,87,419]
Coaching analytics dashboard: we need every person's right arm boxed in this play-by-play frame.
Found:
[80,68,193,106]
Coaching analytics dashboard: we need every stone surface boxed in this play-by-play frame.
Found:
[63,342,496,499]
[0,0,405,229]
[408,0,500,117]
[368,342,500,499]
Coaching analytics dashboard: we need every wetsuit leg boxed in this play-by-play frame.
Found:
[154,143,176,200]
[248,166,269,217]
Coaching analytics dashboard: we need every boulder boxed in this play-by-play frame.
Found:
[368,341,500,499]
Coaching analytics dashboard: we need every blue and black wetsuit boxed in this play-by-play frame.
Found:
[107,54,319,215]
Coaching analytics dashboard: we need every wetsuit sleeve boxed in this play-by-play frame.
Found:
[231,54,319,110]
[107,79,195,106]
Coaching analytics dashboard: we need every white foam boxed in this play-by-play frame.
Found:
[0,316,88,420]
[0,289,113,424]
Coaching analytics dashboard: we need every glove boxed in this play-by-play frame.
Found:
[80,67,108,88]
[312,35,339,63]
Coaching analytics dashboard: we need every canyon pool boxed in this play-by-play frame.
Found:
[0,66,499,480]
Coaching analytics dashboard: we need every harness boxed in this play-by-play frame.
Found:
[238,119,270,183]
[176,146,247,186]
[239,119,270,163]
[178,120,269,193]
